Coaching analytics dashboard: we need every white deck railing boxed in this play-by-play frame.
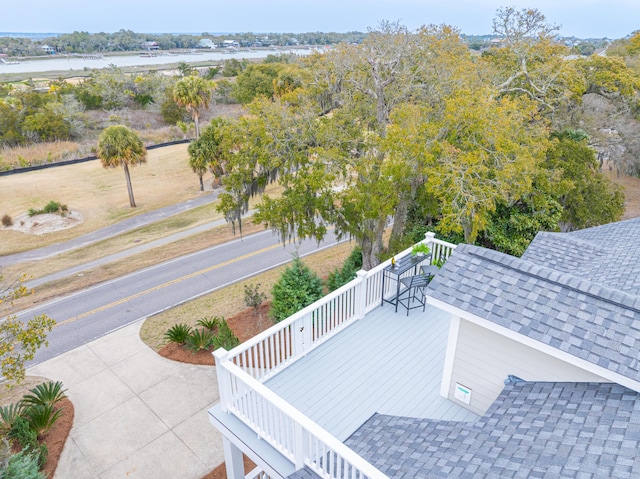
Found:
[216,356,390,478]
[215,233,457,478]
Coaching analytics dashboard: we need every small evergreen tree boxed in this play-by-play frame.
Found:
[270,257,323,323]
[326,247,363,292]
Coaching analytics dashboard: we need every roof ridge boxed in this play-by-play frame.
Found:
[531,230,608,251]
[459,244,640,313]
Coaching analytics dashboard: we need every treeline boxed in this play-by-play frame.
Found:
[0,68,183,147]
[0,30,367,56]
[183,10,640,266]
[0,53,307,149]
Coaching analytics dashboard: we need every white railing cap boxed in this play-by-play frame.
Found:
[222,361,389,478]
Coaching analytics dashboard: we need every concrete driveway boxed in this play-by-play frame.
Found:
[29,320,223,479]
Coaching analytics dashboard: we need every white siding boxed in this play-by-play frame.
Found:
[448,319,608,416]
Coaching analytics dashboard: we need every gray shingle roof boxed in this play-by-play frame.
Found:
[288,220,640,479]
[289,382,640,479]
[343,382,640,478]
[427,221,640,384]
[522,217,640,294]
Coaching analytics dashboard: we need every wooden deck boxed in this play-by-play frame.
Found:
[265,303,478,441]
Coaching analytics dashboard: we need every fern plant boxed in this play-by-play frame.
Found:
[196,316,221,331]
[185,328,215,352]
[163,323,192,344]
[24,404,62,437]
[0,403,24,433]
[22,381,66,409]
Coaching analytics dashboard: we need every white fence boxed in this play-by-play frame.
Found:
[215,234,457,479]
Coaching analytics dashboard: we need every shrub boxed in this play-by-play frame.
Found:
[326,247,363,292]
[0,450,45,479]
[214,319,240,351]
[24,404,62,437]
[42,200,61,214]
[163,323,192,344]
[196,316,221,331]
[27,200,66,217]
[1,214,12,227]
[8,416,37,451]
[244,283,266,315]
[270,257,324,323]
[0,403,24,434]
[185,329,215,352]
[21,381,66,410]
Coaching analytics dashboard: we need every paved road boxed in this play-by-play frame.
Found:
[21,229,341,365]
[0,191,220,267]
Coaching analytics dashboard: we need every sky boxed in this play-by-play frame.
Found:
[4,0,639,39]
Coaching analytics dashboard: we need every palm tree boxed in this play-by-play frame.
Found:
[187,118,228,191]
[97,125,147,207]
[173,75,213,139]
[187,140,209,191]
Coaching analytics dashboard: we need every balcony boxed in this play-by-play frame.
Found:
[209,234,477,479]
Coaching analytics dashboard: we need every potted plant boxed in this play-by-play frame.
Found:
[411,243,430,257]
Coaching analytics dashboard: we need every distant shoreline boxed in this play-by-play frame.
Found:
[0,47,314,74]
[0,32,234,39]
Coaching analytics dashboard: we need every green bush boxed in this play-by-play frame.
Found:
[270,257,324,323]
[213,319,240,351]
[0,450,45,479]
[326,247,363,292]
[196,316,221,331]
[163,323,192,344]
[22,381,66,409]
[0,403,24,434]
[24,404,62,437]
[244,283,266,315]
[7,416,37,451]
[185,329,215,352]
[44,201,59,213]
[27,200,67,217]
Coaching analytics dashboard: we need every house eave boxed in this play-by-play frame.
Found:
[426,295,640,394]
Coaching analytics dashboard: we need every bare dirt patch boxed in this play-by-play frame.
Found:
[41,398,74,478]
[604,166,640,220]
[6,210,83,236]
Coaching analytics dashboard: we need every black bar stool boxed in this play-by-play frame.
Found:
[397,275,430,315]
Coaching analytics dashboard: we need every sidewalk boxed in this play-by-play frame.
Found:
[0,192,220,267]
[29,320,223,479]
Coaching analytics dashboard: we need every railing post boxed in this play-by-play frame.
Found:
[424,231,436,263]
[293,313,313,357]
[293,422,309,470]
[214,349,231,412]
[355,270,368,319]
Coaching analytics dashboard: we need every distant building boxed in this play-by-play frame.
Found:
[222,40,240,48]
[142,41,159,51]
[40,44,55,54]
[197,38,216,49]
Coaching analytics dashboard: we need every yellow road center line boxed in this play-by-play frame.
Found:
[56,240,289,327]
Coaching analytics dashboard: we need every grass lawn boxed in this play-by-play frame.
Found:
[0,143,201,255]
[140,240,356,351]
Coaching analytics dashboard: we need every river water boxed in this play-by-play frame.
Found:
[0,48,314,75]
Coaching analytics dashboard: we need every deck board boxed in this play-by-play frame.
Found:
[265,303,478,441]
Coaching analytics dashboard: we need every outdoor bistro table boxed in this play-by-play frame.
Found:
[381,254,430,312]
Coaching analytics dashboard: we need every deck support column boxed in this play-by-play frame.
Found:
[440,315,461,398]
[223,437,245,479]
